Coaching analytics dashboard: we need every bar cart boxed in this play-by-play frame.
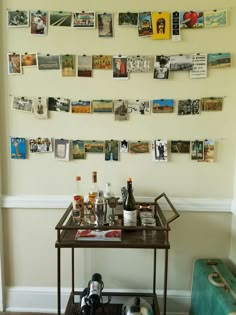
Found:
[55,193,179,315]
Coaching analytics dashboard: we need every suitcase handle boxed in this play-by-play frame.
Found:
[208,273,225,288]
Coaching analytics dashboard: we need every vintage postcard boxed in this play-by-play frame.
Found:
[154,55,170,79]
[120,140,129,153]
[8,10,29,27]
[11,137,27,159]
[73,11,95,28]
[48,97,70,112]
[78,55,92,77]
[54,139,70,160]
[171,140,190,153]
[204,9,227,28]
[92,100,113,113]
[61,54,76,77]
[180,11,204,29]
[138,12,153,37]
[151,12,171,40]
[72,140,86,159]
[92,55,112,70]
[129,141,149,154]
[118,12,138,26]
[30,10,48,35]
[208,53,231,68]
[71,100,91,113]
[114,100,128,121]
[98,13,113,37]
[172,11,181,41]
[178,99,200,115]
[29,137,52,153]
[170,55,193,71]
[152,99,174,113]
[191,140,204,161]
[201,97,223,111]
[84,140,105,153]
[113,56,128,79]
[190,54,207,79]
[38,54,60,70]
[105,140,119,161]
[50,11,72,27]
[33,97,48,119]
[8,53,22,75]
[127,55,153,73]
[12,96,33,113]
[21,52,38,67]
[152,140,168,161]
[203,140,215,163]
[127,100,150,115]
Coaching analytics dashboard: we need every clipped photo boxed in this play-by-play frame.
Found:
[8,53,22,75]
[114,100,128,121]
[191,140,204,161]
[152,140,168,162]
[171,141,190,153]
[71,100,91,113]
[92,55,112,70]
[153,55,170,79]
[61,54,76,77]
[129,141,149,154]
[8,10,29,27]
[21,52,38,67]
[73,11,95,28]
[151,12,171,40]
[118,12,138,26]
[48,97,70,112]
[50,11,72,27]
[180,11,204,29]
[12,96,33,113]
[38,54,60,70]
[170,55,193,71]
[127,55,152,73]
[84,141,105,153]
[77,55,92,77]
[105,140,119,161]
[30,10,47,35]
[120,140,129,153]
[92,100,113,113]
[11,137,27,159]
[29,137,52,153]
[98,13,113,38]
[204,9,227,28]
[72,140,86,159]
[208,53,231,68]
[113,56,128,79]
[127,99,150,115]
[138,12,153,37]
[201,97,223,111]
[152,99,174,113]
[33,97,48,119]
[54,139,70,161]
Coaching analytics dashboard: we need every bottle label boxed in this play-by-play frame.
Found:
[123,210,137,226]
[89,281,101,297]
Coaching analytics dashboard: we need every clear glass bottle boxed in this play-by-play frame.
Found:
[104,182,114,224]
[88,171,99,213]
[72,176,84,223]
[123,178,137,227]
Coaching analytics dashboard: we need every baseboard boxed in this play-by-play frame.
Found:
[4,286,191,315]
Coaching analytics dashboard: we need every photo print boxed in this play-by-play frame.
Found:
[37,54,60,70]
[48,97,70,112]
[204,9,227,28]
[201,97,223,111]
[178,99,201,115]
[29,137,52,153]
[118,12,138,26]
[120,140,128,153]
[77,55,92,77]
[12,96,33,113]
[153,55,170,79]
[33,97,48,119]
[191,140,204,161]
[208,53,231,68]
[30,10,48,35]
[170,54,193,71]
[138,12,153,37]
[171,140,190,153]
[105,140,119,161]
[61,54,76,77]
[92,55,112,70]
[129,141,149,154]
[152,99,174,113]
[84,140,105,153]
[92,100,113,113]
[127,99,150,115]
[73,11,95,28]
[8,10,29,27]
[180,11,204,29]
[171,11,181,41]
[71,100,91,113]
[203,139,215,163]
[127,55,152,73]
[8,53,22,75]
[21,52,37,67]
[112,56,128,79]
[98,13,113,38]
[72,140,86,159]
[152,139,168,162]
[54,139,70,161]
[50,11,72,27]
[11,137,27,159]
[114,100,128,121]
[190,53,207,79]
[151,12,171,40]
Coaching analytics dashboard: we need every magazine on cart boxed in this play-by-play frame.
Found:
[75,229,121,241]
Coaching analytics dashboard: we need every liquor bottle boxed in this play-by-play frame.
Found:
[104,182,114,222]
[88,171,99,212]
[123,178,137,227]
[72,176,84,223]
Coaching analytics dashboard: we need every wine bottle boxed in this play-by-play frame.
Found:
[88,273,103,315]
[80,287,89,315]
[123,178,137,227]
[88,171,99,212]
[72,176,84,223]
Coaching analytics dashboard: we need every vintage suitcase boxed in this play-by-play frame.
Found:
[190,258,236,315]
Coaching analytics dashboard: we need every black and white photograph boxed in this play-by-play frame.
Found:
[152,139,168,162]
[54,139,70,161]
[33,97,48,119]
[12,96,33,113]
[171,140,190,153]
[127,55,153,73]
[114,100,128,121]
[8,10,29,27]
[178,99,200,115]
[171,11,181,41]
[120,140,129,153]
[30,10,48,35]
[127,99,150,115]
[38,54,60,70]
[98,13,113,38]
[153,55,170,79]
[170,54,193,71]
[118,12,138,26]
[48,97,70,112]
[29,137,52,153]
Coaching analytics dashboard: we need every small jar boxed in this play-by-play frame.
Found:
[142,217,156,240]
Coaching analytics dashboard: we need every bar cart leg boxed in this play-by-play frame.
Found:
[153,248,157,294]
[72,248,74,299]
[163,249,168,315]
[57,247,61,315]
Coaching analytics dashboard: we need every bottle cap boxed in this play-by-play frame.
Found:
[127,177,132,182]
[74,195,79,200]
[76,176,81,181]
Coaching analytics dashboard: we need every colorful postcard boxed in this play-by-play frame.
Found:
[114,100,128,121]
[138,12,153,37]
[152,99,174,113]
[73,11,95,28]
[127,100,150,115]
[92,100,113,113]
[8,53,22,75]
[72,140,86,159]
[180,11,204,29]
[172,11,181,41]
[30,10,48,35]
[98,13,113,37]
[204,9,227,28]
[178,99,200,115]
[127,55,152,73]
[8,10,29,27]
[118,12,138,26]
[113,56,128,79]
[12,96,33,113]
[151,12,171,40]
[38,54,60,70]
[105,140,119,161]
[120,140,129,153]
[170,55,193,71]
[190,53,207,79]
[54,139,70,160]
[208,53,231,68]
[61,54,76,77]
[153,55,170,79]
[78,55,92,77]
[48,97,70,112]
[92,55,112,70]
[152,140,168,161]
[84,141,105,153]
[171,141,190,153]
[33,97,48,119]
[21,52,37,67]
[71,100,91,113]
[201,97,223,111]
[11,137,27,159]
[29,137,52,153]
[203,139,215,163]
[50,11,72,27]
[191,140,204,161]
[129,141,149,154]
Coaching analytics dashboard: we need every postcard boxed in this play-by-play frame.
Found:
[204,9,227,28]
[29,137,52,153]
[12,96,33,113]
[180,11,204,29]
[61,54,76,77]
[201,97,223,111]
[92,100,113,113]
[38,54,60,70]
[152,99,174,113]
[171,141,190,153]
[30,10,48,35]
[138,12,153,37]
[127,56,152,73]
[170,55,193,71]
[8,10,29,27]
[78,55,92,77]
[190,54,207,79]
[92,55,112,70]
[203,140,215,163]
[54,139,70,160]
[171,11,181,41]
[105,140,119,161]
[114,100,128,121]
[21,52,37,67]
[11,137,27,159]
[50,11,72,27]
[85,141,105,153]
[129,141,149,154]
[118,12,138,26]
[33,97,48,119]
[151,12,171,40]
[98,13,113,37]
[120,140,129,153]
[178,99,200,115]
[8,53,22,75]
[113,56,128,79]
[73,11,95,28]
[191,140,204,161]
[72,140,86,159]
[71,100,91,113]
[127,100,150,115]
[152,140,168,161]
[208,53,231,68]
[153,55,170,79]
[48,97,70,112]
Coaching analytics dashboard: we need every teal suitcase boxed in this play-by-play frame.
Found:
[190,258,236,315]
